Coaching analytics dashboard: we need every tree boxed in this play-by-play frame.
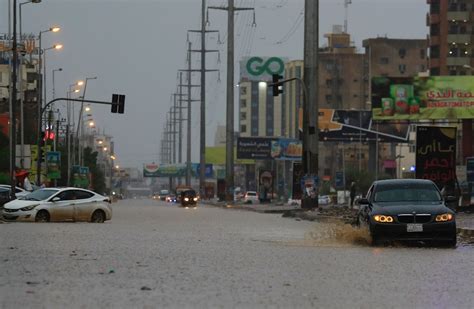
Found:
[83,146,105,193]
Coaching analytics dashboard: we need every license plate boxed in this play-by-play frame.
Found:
[407,224,423,232]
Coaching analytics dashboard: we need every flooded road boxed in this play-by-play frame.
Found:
[2,199,474,308]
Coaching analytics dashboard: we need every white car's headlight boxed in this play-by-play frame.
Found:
[193,198,198,201]
[20,204,39,211]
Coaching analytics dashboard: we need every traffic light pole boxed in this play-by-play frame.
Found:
[36,97,121,186]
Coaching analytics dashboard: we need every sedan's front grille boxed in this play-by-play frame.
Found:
[4,208,18,213]
[397,214,432,223]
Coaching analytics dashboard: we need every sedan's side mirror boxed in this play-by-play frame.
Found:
[51,197,61,202]
[358,198,370,205]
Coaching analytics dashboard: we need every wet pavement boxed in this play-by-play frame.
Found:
[2,199,474,308]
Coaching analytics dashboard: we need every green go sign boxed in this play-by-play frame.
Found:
[246,57,285,76]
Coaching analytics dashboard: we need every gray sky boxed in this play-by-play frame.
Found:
[1,0,428,168]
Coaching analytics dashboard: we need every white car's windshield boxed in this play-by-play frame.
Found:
[21,189,59,201]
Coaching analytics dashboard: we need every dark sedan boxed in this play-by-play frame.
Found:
[357,179,457,247]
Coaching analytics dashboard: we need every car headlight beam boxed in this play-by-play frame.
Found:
[20,204,39,211]
[184,197,189,202]
[373,215,394,223]
[435,213,454,222]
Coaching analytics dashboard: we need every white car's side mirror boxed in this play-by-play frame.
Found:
[52,197,61,202]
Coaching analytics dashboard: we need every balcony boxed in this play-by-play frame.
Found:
[447,11,470,22]
[447,34,472,43]
[446,57,471,66]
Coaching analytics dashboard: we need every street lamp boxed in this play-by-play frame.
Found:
[77,76,98,166]
[52,67,62,100]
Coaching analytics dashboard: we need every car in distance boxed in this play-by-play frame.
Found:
[318,195,331,205]
[2,187,112,223]
[158,189,170,201]
[243,191,259,204]
[180,189,198,207]
[0,184,30,198]
[357,179,456,247]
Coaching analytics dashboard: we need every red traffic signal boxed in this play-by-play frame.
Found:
[42,130,55,141]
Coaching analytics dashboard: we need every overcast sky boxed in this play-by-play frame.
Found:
[1,0,428,169]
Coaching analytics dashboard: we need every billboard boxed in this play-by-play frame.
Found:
[46,151,61,180]
[237,137,302,160]
[318,109,409,142]
[143,163,160,177]
[240,56,288,81]
[416,126,457,191]
[372,76,474,120]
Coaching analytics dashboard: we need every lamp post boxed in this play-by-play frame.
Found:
[66,83,82,186]
[77,76,97,167]
[35,43,62,185]
[19,0,41,39]
[35,26,60,185]
[52,67,62,99]
[42,44,62,105]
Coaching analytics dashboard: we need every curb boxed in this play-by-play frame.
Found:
[457,227,474,237]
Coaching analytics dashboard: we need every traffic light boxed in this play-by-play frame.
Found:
[111,94,126,114]
[118,94,125,114]
[111,94,118,113]
[272,74,283,97]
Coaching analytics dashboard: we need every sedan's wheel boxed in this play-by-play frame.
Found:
[91,210,105,223]
[35,210,50,222]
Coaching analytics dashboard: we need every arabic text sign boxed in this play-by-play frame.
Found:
[416,126,456,189]
[372,76,474,120]
[237,137,273,159]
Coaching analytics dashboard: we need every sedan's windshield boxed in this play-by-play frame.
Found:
[374,183,441,203]
[21,189,59,201]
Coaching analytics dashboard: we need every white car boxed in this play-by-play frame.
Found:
[243,191,259,204]
[2,187,112,223]
[0,184,30,198]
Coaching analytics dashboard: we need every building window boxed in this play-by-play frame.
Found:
[430,24,440,36]
[240,112,246,120]
[409,144,416,153]
[240,99,247,108]
[419,64,426,72]
[241,125,247,133]
[380,57,389,64]
[240,87,247,95]
[420,49,426,59]
[399,64,406,74]
[326,79,332,87]
[399,48,406,59]
[325,95,332,104]
[460,2,467,11]
[430,45,440,58]
[431,3,440,14]
[430,67,440,75]
[448,2,457,11]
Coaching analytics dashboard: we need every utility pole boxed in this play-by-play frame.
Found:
[10,0,18,198]
[179,42,202,186]
[302,0,319,208]
[185,0,220,196]
[209,0,254,201]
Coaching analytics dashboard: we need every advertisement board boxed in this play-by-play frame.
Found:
[46,151,61,180]
[143,163,160,177]
[416,126,457,191]
[240,56,287,81]
[237,137,302,160]
[372,76,474,120]
[318,109,409,142]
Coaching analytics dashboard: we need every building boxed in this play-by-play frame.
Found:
[426,0,474,162]
[238,56,286,138]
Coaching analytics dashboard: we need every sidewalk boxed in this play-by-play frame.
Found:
[202,199,474,237]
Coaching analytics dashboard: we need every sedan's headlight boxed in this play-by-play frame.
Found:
[193,197,198,201]
[435,213,454,222]
[373,215,394,223]
[20,204,39,211]
[184,197,189,201]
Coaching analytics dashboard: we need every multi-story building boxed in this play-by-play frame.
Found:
[426,0,473,162]
[238,56,286,137]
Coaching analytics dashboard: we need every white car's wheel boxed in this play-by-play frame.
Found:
[35,210,50,222]
[91,210,105,223]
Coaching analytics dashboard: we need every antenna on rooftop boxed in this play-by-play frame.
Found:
[344,0,352,33]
